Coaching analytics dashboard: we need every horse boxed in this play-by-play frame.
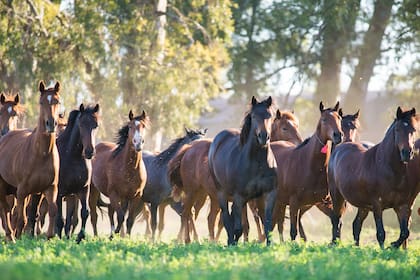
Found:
[54,103,100,242]
[134,128,206,240]
[208,96,277,246]
[89,110,149,237]
[0,93,22,136]
[271,101,343,242]
[0,80,61,241]
[328,107,418,248]
[169,109,302,244]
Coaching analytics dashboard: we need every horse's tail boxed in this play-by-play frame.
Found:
[168,144,191,202]
[96,195,109,219]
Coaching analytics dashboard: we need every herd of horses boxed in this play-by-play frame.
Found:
[0,81,419,250]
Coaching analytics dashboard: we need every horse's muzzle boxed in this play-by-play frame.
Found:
[45,118,57,133]
[257,132,270,146]
[332,131,343,145]
[84,148,95,160]
[400,148,413,163]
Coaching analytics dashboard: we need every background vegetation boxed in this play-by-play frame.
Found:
[0,0,418,148]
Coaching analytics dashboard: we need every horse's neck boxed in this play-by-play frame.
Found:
[304,132,327,167]
[67,121,82,155]
[375,130,402,173]
[243,135,268,162]
[122,143,142,170]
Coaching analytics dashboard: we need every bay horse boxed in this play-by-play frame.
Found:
[328,107,418,248]
[0,93,22,136]
[169,109,302,244]
[55,103,100,243]
[136,128,206,240]
[272,101,343,242]
[0,80,61,241]
[89,110,149,237]
[208,96,277,245]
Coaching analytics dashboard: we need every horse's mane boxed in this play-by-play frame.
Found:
[112,125,129,158]
[240,113,252,146]
[153,136,191,166]
[295,137,310,150]
[58,105,99,144]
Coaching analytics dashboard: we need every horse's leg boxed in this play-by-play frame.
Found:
[218,192,233,245]
[241,206,250,243]
[330,188,346,245]
[76,187,89,243]
[157,202,167,240]
[249,199,264,243]
[190,193,207,242]
[391,205,411,249]
[372,203,385,249]
[289,196,299,241]
[64,196,75,238]
[232,196,244,245]
[55,194,64,238]
[88,185,100,236]
[44,184,58,239]
[150,203,158,242]
[264,188,277,245]
[126,195,144,236]
[0,191,15,242]
[208,195,220,242]
[71,198,80,235]
[276,203,286,242]
[180,191,195,244]
[109,192,124,236]
[25,193,42,237]
[14,189,29,239]
[352,207,369,246]
[297,205,311,242]
[37,197,47,235]
[142,204,151,238]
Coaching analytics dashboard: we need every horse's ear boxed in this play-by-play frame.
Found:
[319,101,324,112]
[266,96,272,107]
[185,127,191,134]
[291,109,294,114]
[94,104,100,113]
[203,128,208,134]
[141,110,147,119]
[354,109,360,119]
[54,81,60,92]
[410,107,416,116]
[276,109,282,119]
[79,103,85,113]
[251,96,257,106]
[333,101,340,111]
[129,110,134,121]
[396,106,403,119]
[39,80,45,92]
[14,94,19,104]
[338,108,343,117]
[0,93,5,105]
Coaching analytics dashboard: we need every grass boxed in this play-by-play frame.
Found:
[0,235,419,280]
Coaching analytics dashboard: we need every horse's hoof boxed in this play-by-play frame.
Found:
[390,241,400,249]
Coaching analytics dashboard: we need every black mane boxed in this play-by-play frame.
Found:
[112,125,129,158]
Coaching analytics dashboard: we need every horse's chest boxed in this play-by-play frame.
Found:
[240,167,277,198]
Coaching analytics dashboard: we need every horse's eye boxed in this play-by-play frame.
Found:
[282,127,287,131]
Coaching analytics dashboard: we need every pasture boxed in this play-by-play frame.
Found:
[0,234,419,280]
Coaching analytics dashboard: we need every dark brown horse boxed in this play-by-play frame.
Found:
[328,107,418,248]
[0,93,22,136]
[169,109,302,243]
[208,96,277,245]
[89,110,149,237]
[0,81,61,241]
[272,101,343,242]
[55,104,100,243]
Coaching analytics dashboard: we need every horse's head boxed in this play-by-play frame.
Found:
[57,111,67,135]
[241,96,274,146]
[271,109,303,145]
[128,109,149,152]
[394,107,417,163]
[318,101,343,145]
[339,108,360,143]
[78,104,100,159]
[0,93,21,136]
[184,127,207,143]
[39,81,61,134]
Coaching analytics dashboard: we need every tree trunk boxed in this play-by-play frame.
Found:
[344,0,394,111]
[315,0,361,105]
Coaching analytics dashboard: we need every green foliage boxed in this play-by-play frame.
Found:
[0,237,419,280]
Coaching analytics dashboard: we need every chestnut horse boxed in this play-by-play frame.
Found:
[0,81,60,241]
[169,109,302,243]
[328,107,418,248]
[55,104,100,243]
[272,101,343,242]
[208,96,277,245]
[89,110,149,237]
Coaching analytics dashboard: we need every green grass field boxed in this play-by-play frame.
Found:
[0,235,419,280]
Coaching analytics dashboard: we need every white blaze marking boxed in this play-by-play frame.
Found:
[133,121,141,145]
[7,106,12,114]
[287,120,296,127]
[47,95,52,104]
[403,122,408,127]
